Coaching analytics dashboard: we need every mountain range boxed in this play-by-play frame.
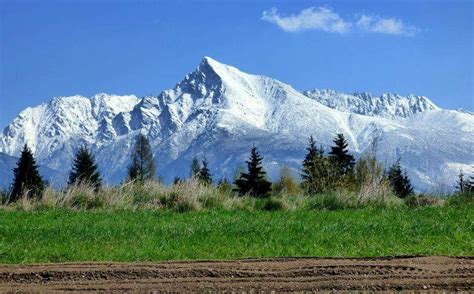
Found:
[1,57,473,192]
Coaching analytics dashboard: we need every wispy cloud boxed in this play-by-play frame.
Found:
[262,7,420,37]
[356,15,420,36]
[261,7,351,33]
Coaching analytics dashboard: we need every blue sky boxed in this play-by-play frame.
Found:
[1,0,473,128]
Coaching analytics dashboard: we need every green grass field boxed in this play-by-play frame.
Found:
[1,206,472,264]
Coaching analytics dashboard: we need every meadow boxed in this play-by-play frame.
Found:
[1,207,472,264]
[0,180,472,264]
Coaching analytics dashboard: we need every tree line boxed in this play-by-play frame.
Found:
[4,132,474,203]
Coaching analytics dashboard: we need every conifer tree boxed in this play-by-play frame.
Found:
[456,170,468,193]
[68,146,102,189]
[329,133,355,176]
[469,171,474,193]
[234,146,272,197]
[301,136,333,194]
[301,136,320,193]
[190,157,201,178]
[387,159,413,198]
[457,168,474,194]
[198,158,212,185]
[127,134,156,183]
[9,144,45,202]
[467,166,474,193]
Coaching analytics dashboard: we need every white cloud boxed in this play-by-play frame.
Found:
[262,7,420,37]
[356,14,420,36]
[261,7,351,33]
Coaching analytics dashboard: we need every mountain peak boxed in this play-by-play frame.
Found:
[196,56,239,78]
[202,56,220,65]
[0,57,471,193]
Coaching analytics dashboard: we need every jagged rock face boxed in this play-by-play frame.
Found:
[0,57,473,192]
[303,89,440,119]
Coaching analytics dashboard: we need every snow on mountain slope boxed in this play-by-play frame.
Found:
[0,57,472,192]
[1,94,139,171]
[303,89,440,119]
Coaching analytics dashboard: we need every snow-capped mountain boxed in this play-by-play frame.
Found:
[1,57,473,192]
[303,89,440,119]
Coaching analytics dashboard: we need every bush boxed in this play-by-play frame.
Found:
[159,179,206,212]
[160,191,200,212]
[71,192,105,209]
[160,191,179,208]
[306,189,403,211]
[0,178,453,212]
[405,195,442,208]
[175,200,197,213]
[447,192,474,207]
[0,189,8,205]
[132,189,155,206]
[262,198,285,211]
[272,166,302,196]
[307,193,353,211]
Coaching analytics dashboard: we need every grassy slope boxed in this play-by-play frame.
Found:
[0,206,473,264]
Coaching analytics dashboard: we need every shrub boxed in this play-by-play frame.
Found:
[217,179,233,194]
[353,155,385,190]
[175,199,197,213]
[405,194,442,208]
[160,191,179,208]
[447,192,474,207]
[71,192,104,209]
[198,190,226,209]
[160,179,205,212]
[0,189,8,205]
[307,193,353,211]
[272,166,302,196]
[262,198,285,211]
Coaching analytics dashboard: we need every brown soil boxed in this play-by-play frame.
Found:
[0,256,472,292]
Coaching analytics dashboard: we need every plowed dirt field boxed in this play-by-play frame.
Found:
[0,256,472,292]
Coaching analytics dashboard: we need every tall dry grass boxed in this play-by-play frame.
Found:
[1,176,446,212]
[4,178,241,212]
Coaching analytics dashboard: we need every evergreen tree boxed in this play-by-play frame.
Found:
[127,134,156,183]
[301,136,319,193]
[387,159,413,198]
[470,171,474,193]
[329,133,355,176]
[198,158,212,185]
[234,146,272,197]
[467,166,474,193]
[301,136,333,194]
[190,157,201,178]
[9,144,45,202]
[68,146,102,189]
[457,168,474,194]
[456,170,468,193]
